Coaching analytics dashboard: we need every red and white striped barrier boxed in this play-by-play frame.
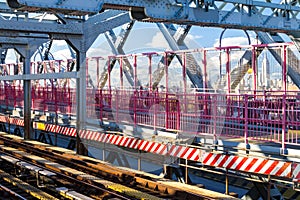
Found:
[79,130,202,161]
[202,152,292,178]
[2,115,300,181]
[15,118,24,126]
[32,122,76,137]
[292,163,300,182]
[0,116,24,126]
[0,115,9,123]
[44,124,76,137]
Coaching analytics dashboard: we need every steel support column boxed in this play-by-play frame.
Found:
[76,51,88,155]
[12,39,47,139]
[23,50,31,139]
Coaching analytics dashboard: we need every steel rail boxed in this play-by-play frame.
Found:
[0,133,235,200]
[0,136,171,199]
[0,183,28,200]
[0,149,139,200]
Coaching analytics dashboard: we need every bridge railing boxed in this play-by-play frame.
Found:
[0,83,299,146]
[90,89,300,146]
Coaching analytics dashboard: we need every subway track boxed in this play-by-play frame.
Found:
[0,132,238,200]
[0,169,57,200]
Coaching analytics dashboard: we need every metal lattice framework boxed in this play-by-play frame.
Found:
[2,3,300,195]
[6,0,300,34]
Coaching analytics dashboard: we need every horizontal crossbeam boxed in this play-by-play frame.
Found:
[6,0,300,34]
[0,71,77,81]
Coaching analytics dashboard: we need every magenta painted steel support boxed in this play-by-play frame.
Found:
[13,85,16,108]
[55,85,58,115]
[281,45,288,155]
[244,94,250,150]
[99,89,103,121]
[120,57,123,89]
[166,92,169,129]
[202,50,209,117]
[183,52,187,112]
[282,45,287,93]
[281,94,287,155]
[148,55,152,92]
[68,86,71,115]
[153,90,157,134]
[203,50,208,90]
[107,57,111,91]
[213,94,218,148]
[134,55,137,89]
[44,86,46,112]
[115,89,119,123]
[133,55,137,128]
[31,86,33,110]
[183,52,187,93]
[226,48,230,93]
[252,47,257,95]
[4,84,7,109]
[165,52,169,93]
[86,58,89,87]
[41,87,44,113]
[164,52,169,129]
[96,57,99,88]
[176,99,180,130]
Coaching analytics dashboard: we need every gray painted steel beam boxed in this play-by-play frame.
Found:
[7,0,103,15]
[0,71,77,81]
[7,0,300,34]
[11,39,46,140]
[0,17,82,35]
[83,10,131,50]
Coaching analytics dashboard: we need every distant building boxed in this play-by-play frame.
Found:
[261,54,270,89]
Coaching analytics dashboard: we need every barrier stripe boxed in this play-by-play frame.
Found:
[217,155,228,168]
[244,158,258,171]
[202,152,293,178]
[77,131,203,161]
[292,164,300,182]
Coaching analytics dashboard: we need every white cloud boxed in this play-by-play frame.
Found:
[5,49,17,64]
[145,32,169,49]
[214,36,256,47]
[186,34,203,41]
[53,40,68,47]
[51,49,73,60]
[88,47,111,58]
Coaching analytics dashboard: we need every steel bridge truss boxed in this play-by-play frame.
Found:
[6,0,300,34]
[0,1,300,196]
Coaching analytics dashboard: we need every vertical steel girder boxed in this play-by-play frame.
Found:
[12,39,48,140]
[55,10,130,154]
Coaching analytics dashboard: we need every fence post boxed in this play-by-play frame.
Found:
[115,89,119,123]
[281,94,287,155]
[177,98,180,131]
[244,94,250,152]
[213,94,218,149]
